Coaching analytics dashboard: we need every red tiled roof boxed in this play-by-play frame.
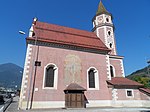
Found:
[64,83,86,91]
[107,77,144,87]
[27,21,110,52]
[139,88,150,94]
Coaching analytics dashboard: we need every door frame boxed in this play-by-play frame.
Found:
[65,90,85,108]
[64,83,86,108]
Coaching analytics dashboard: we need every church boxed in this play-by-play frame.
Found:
[19,1,150,109]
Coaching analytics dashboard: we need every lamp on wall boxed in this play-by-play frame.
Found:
[19,31,26,35]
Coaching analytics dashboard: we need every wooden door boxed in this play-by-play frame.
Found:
[65,93,84,108]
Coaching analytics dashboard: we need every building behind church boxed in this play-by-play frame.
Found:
[19,1,150,110]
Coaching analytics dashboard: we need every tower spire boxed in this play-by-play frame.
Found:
[96,1,109,15]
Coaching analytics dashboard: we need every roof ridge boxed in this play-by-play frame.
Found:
[37,21,91,32]
[35,21,97,37]
[35,26,100,40]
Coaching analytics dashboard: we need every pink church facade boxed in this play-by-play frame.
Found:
[19,1,150,110]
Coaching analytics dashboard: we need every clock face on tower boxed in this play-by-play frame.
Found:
[97,17,103,24]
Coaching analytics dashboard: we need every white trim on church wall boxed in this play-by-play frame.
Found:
[19,44,33,108]
[29,26,33,37]
[110,27,117,55]
[112,88,118,101]
[106,55,111,80]
[102,14,105,23]
[93,21,95,28]
[120,59,125,77]
[42,63,58,90]
[87,67,99,90]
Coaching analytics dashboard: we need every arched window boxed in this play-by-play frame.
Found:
[110,65,115,77]
[88,69,95,88]
[43,63,58,89]
[106,18,109,22]
[45,65,55,87]
[87,67,99,90]
[109,43,113,48]
[108,31,111,36]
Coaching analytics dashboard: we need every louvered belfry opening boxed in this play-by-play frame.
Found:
[45,65,55,87]
[88,69,95,88]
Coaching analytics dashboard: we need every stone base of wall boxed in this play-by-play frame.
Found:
[87,100,150,108]
[19,100,150,109]
[111,100,150,107]
[19,101,65,110]
[86,100,111,107]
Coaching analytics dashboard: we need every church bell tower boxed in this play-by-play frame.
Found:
[92,1,117,55]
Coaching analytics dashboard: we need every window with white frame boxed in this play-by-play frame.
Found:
[43,63,58,89]
[126,89,134,97]
[87,67,99,90]
[88,69,95,88]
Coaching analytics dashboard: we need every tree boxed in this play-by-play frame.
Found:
[132,76,150,88]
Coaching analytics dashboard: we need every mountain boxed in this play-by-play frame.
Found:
[0,63,23,89]
[126,65,150,88]
[126,65,150,79]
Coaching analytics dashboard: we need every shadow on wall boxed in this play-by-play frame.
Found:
[84,95,89,108]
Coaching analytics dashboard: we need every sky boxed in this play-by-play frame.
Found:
[0,0,150,75]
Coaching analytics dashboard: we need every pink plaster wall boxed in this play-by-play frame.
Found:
[25,45,112,102]
[117,89,141,100]
[110,59,123,77]
[98,28,105,45]
[140,91,150,100]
